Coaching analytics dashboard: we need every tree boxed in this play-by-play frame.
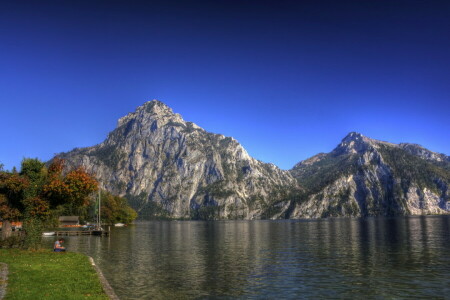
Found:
[99,190,137,224]
[1,157,136,249]
[64,167,98,209]
[23,196,50,218]
[48,157,64,176]
[43,160,98,214]
[20,158,47,199]
[1,158,99,248]
[22,195,51,249]
[20,158,46,183]
[18,158,49,249]
[0,172,29,239]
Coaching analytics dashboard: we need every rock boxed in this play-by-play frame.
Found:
[55,103,450,219]
[289,132,450,218]
[57,100,299,220]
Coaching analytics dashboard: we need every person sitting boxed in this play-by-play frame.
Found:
[54,238,66,252]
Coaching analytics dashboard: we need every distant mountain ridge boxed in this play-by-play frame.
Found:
[56,100,450,219]
[290,132,450,218]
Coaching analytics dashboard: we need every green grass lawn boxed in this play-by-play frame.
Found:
[0,249,109,300]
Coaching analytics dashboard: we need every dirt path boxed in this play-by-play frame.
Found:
[0,263,8,300]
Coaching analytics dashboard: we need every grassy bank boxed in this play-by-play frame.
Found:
[0,249,109,300]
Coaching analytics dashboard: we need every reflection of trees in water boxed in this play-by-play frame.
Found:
[60,217,450,299]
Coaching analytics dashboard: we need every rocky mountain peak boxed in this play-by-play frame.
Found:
[58,100,298,220]
[117,100,182,128]
[341,132,371,143]
[289,132,450,219]
[140,100,174,115]
[334,132,374,154]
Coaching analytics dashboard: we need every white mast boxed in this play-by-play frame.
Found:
[98,189,101,230]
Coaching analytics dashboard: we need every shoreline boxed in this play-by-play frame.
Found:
[88,256,120,300]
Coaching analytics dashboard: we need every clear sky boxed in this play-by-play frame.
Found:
[1,0,449,170]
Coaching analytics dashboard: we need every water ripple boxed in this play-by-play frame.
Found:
[41,216,450,299]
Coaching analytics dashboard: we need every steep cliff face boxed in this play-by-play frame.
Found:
[289,132,450,218]
[56,101,449,220]
[57,100,298,219]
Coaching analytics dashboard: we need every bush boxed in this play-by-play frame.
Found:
[22,218,43,250]
[0,234,25,248]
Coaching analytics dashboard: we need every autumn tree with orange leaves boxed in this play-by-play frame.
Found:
[0,157,98,248]
[43,157,98,213]
[0,172,29,239]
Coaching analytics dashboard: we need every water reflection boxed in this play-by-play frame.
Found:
[42,216,450,299]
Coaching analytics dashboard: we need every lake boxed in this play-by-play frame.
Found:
[43,216,450,299]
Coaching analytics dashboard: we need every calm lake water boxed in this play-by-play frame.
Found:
[43,216,450,299]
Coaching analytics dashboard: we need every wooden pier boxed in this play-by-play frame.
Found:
[54,230,109,236]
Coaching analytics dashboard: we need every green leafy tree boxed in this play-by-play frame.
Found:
[99,190,137,224]
[18,158,49,249]
[20,158,46,182]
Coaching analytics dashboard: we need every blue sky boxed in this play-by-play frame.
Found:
[1,0,449,170]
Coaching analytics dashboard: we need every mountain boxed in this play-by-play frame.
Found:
[57,100,299,220]
[289,132,450,218]
[56,101,449,219]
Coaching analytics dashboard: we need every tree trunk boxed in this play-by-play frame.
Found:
[1,220,12,240]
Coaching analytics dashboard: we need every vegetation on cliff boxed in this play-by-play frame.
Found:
[289,133,450,218]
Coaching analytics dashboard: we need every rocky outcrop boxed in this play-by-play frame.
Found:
[289,132,450,218]
[57,100,298,219]
[399,143,450,163]
[56,102,449,220]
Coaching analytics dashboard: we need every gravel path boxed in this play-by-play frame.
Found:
[0,263,8,300]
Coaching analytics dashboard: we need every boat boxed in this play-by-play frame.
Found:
[91,190,108,236]
[114,223,125,227]
[42,232,56,236]
[82,224,95,230]
[91,229,104,236]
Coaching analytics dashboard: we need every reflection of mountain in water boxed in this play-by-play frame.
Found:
[43,216,450,299]
[309,217,450,298]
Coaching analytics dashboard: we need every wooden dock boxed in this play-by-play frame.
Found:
[55,230,109,236]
